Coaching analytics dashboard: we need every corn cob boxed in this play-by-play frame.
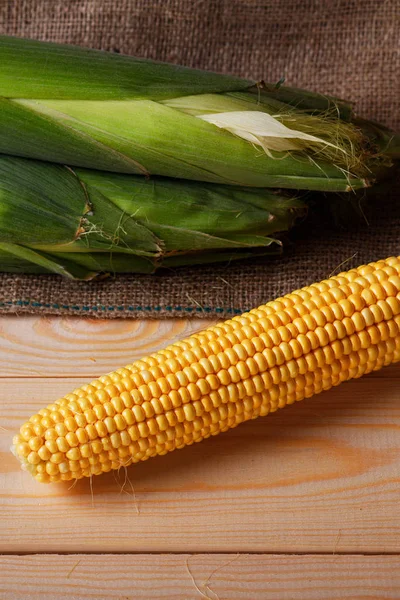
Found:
[13,256,400,483]
[0,36,398,192]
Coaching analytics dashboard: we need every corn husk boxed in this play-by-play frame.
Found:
[0,36,397,192]
[0,156,305,279]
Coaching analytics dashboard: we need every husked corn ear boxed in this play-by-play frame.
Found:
[13,257,400,483]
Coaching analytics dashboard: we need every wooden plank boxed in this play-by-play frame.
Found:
[0,316,214,376]
[1,372,400,553]
[0,313,398,378]
[1,554,400,599]
[0,316,211,377]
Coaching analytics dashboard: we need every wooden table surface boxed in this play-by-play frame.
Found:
[1,315,400,599]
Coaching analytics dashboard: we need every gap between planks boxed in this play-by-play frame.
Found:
[3,550,400,556]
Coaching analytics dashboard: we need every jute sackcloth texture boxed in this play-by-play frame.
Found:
[0,0,399,318]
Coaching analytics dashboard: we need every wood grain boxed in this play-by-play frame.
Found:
[0,315,214,376]
[1,369,400,553]
[1,554,399,600]
[0,312,398,378]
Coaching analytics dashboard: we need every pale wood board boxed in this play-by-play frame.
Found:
[0,313,395,377]
[1,554,400,600]
[1,317,400,553]
[0,315,399,596]
[0,316,208,376]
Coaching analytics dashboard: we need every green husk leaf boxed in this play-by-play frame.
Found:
[0,97,368,191]
[0,35,252,100]
[0,156,87,244]
[247,84,354,121]
[76,169,304,250]
[58,184,163,257]
[355,117,400,159]
[0,36,392,191]
[0,246,277,278]
[50,251,157,276]
[0,156,304,278]
[0,156,162,255]
[0,243,97,279]
[162,246,280,268]
[0,98,150,174]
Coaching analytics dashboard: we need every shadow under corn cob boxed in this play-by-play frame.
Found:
[0,156,304,279]
[0,36,398,192]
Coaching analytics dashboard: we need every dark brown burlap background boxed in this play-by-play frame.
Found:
[0,0,399,318]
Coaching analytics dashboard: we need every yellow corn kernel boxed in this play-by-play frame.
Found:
[46,462,59,476]
[13,257,400,483]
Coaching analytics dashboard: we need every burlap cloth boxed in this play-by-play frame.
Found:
[0,0,399,319]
